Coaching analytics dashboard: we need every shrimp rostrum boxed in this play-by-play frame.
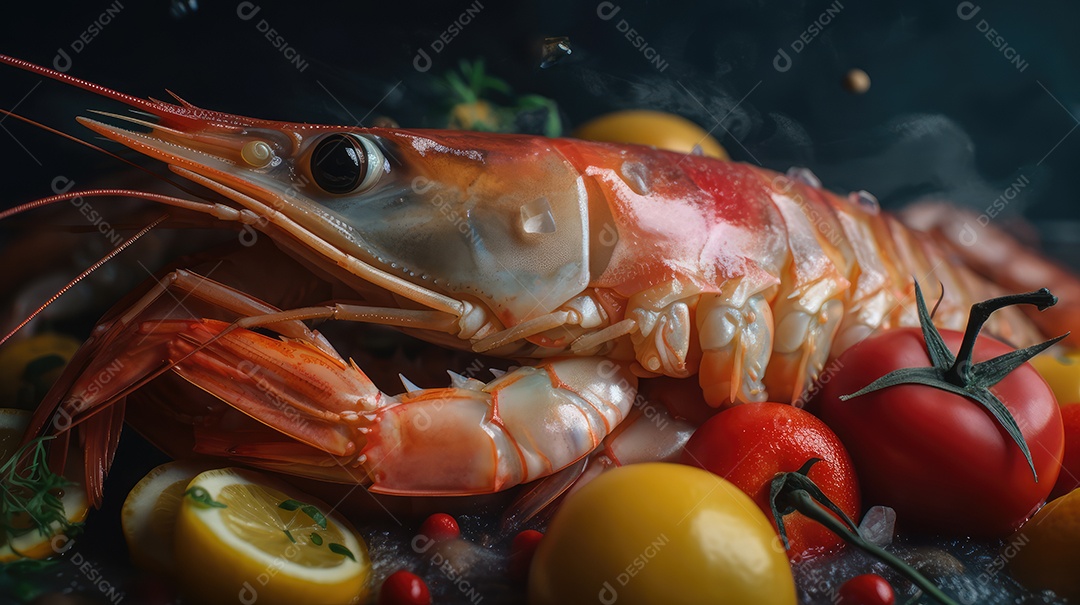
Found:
[2,55,1073,506]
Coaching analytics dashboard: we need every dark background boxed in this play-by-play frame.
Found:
[1,0,1078,239]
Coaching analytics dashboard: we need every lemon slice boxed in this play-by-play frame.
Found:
[0,333,81,405]
[174,468,369,605]
[0,408,88,562]
[121,460,214,574]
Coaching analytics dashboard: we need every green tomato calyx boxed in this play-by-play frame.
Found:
[839,281,1067,481]
[769,460,962,605]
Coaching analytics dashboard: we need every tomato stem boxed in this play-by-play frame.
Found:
[782,489,962,605]
[944,289,1058,386]
[841,281,1068,481]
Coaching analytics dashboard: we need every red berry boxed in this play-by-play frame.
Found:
[509,529,544,583]
[418,513,460,542]
[379,570,431,605]
[836,574,895,605]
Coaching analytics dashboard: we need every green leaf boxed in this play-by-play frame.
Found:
[913,280,955,369]
[329,543,356,561]
[310,532,323,546]
[767,458,862,552]
[280,499,329,530]
[300,505,327,530]
[970,334,1068,387]
[839,367,943,400]
[284,529,296,543]
[768,472,793,550]
[443,71,474,104]
[185,487,227,509]
[963,387,1037,480]
[0,437,80,541]
[842,279,1063,483]
[481,76,511,95]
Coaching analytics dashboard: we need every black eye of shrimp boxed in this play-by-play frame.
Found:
[310,134,383,194]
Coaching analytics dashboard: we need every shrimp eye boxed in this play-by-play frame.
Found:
[309,134,383,194]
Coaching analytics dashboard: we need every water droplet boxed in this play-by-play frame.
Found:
[858,505,896,547]
[520,197,557,234]
[851,190,880,215]
[786,167,821,188]
[540,36,573,69]
[619,161,651,195]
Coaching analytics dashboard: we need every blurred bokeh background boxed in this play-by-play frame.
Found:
[1,0,1077,234]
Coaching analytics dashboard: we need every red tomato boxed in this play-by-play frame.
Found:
[680,402,860,562]
[379,570,430,605]
[417,513,460,542]
[1050,403,1080,499]
[509,529,544,583]
[814,328,1064,537]
[836,574,895,605]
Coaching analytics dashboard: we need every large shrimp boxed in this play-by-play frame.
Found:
[1,55,1074,507]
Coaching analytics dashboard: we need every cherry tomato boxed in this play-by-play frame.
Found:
[509,529,543,583]
[573,110,729,159]
[814,327,1064,537]
[379,570,430,605]
[681,402,860,562]
[836,574,895,605]
[417,513,460,542]
[1050,403,1080,499]
[529,463,796,605]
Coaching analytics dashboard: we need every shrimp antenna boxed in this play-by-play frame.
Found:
[0,214,168,347]
[0,108,208,201]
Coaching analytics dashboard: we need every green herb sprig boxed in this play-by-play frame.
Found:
[184,486,227,509]
[278,499,355,561]
[0,436,82,552]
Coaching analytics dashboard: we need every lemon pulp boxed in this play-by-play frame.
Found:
[173,467,369,605]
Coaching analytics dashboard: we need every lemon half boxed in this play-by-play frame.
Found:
[173,468,369,605]
[121,460,214,574]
